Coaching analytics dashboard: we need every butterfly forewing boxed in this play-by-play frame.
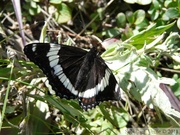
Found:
[24,43,120,110]
[24,43,86,99]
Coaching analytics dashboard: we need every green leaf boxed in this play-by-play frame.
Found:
[44,95,83,119]
[30,1,38,8]
[116,12,126,27]
[5,106,16,114]
[27,100,54,134]
[29,8,36,15]
[177,17,180,29]
[153,0,161,10]
[178,0,180,12]
[162,8,179,21]
[101,28,120,38]
[134,9,145,25]
[148,7,160,20]
[100,106,128,128]
[126,11,134,24]
[126,22,175,49]
[53,3,72,24]
[104,43,180,126]
[0,68,11,77]
[49,0,62,4]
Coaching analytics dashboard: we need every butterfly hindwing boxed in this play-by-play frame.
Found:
[78,55,120,110]
[24,43,120,110]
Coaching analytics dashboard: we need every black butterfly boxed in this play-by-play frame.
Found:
[24,43,120,110]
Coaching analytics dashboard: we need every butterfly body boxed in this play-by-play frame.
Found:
[24,43,120,110]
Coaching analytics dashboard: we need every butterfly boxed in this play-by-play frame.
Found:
[24,43,120,110]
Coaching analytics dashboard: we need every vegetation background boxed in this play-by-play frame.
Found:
[0,0,180,134]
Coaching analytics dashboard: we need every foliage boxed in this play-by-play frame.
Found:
[22,0,72,23]
[102,23,180,126]
[0,0,180,135]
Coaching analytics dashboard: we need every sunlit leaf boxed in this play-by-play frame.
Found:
[52,3,72,24]
[49,0,62,4]
[126,22,175,49]
[124,0,152,5]
[177,18,180,29]
[134,9,145,25]
[162,8,179,21]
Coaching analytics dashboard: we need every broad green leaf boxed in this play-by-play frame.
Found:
[27,100,54,134]
[126,11,134,23]
[100,106,128,128]
[101,28,120,38]
[102,30,180,126]
[126,22,175,49]
[52,3,72,24]
[148,8,160,20]
[104,48,180,127]
[137,33,164,54]
[162,8,179,21]
[116,12,126,27]
[5,106,16,114]
[153,0,161,9]
[134,9,145,25]
[29,8,36,15]
[30,1,38,8]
